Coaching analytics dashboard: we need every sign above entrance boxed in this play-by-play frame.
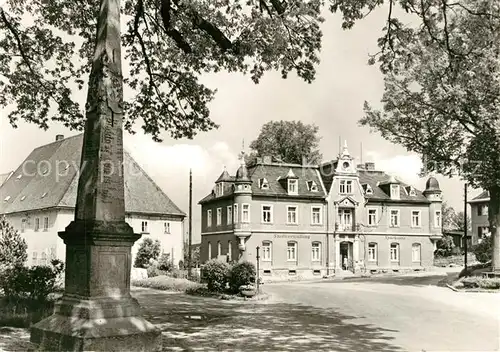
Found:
[385,236,406,240]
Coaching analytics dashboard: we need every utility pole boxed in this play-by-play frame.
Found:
[256,246,260,293]
[188,169,193,279]
[464,182,468,272]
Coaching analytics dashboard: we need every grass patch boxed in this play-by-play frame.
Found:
[132,275,204,292]
[0,297,54,328]
[458,262,491,278]
[185,285,269,301]
[450,276,500,291]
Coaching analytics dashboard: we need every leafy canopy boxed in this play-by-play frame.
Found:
[0,216,28,269]
[247,120,322,165]
[360,0,500,191]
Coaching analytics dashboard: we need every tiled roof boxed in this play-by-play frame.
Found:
[199,162,326,204]
[471,190,489,201]
[357,170,429,203]
[0,134,185,217]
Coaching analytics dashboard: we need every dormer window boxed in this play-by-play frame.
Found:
[409,187,416,196]
[16,174,22,179]
[390,185,400,199]
[215,183,224,197]
[4,196,10,202]
[288,179,298,194]
[364,184,373,195]
[307,180,318,192]
[41,192,47,198]
[339,180,353,194]
[259,178,269,189]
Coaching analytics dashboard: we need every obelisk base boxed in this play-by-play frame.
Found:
[30,220,161,351]
[30,308,161,351]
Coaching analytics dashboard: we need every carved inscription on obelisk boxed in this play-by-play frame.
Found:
[75,0,125,223]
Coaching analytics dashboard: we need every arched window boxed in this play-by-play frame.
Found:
[262,241,272,261]
[412,243,421,262]
[217,241,222,256]
[368,243,378,262]
[208,242,212,260]
[311,242,321,261]
[227,241,232,261]
[287,241,297,262]
[32,251,38,266]
[390,243,399,262]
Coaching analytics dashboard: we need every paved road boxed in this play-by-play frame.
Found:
[265,274,500,352]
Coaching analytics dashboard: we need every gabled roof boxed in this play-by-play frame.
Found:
[0,134,185,217]
[469,190,489,204]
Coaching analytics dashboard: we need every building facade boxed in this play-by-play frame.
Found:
[469,190,490,245]
[0,134,185,267]
[199,144,443,280]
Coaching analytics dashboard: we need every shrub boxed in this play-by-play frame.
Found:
[158,253,173,272]
[434,234,455,257]
[134,238,161,268]
[201,259,230,292]
[472,235,492,263]
[458,261,491,278]
[146,264,167,278]
[228,261,256,293]
[460,276,500,290]
[1,260,64,302]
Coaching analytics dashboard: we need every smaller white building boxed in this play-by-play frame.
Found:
[0,134,185,268]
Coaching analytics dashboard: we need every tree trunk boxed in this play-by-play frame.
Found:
[488,186,500,272]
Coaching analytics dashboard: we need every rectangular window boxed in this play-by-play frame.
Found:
[21,219,27,233]
[208,242,212,259]
[412,243,421,262]
[32,251,38,265]
[242,204,250,223]
[141,221,148,233]
[390,243,400,262]
[216,208,222,225]
[478,226,490,239]
[49,247,56,260]
[217,241,222,256]
[368,243,377,261]
[411,210,421,228]
[43,217,49,231]
[479,204,488,216]
[227,206,232,225]
[367,208,377,226]
[434,210,442,228]
[287,241,297,261]
[287,206,298,224]
[234,204,239,223]
[390,185,400,199]
[261,205,273,223]
[262,241,272,261]
[288,179,298,194]
[311,242,321,261]
[311,206,322,225]
[390,210,400,227]
[338,209,352,230]
[207,209,212,227]
[164,222,171,234]
[34,218,40,232]
[339,180,353,194]
[227,241,232,261]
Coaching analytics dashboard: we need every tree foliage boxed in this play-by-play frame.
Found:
[441,202,471,232]
[133,237,161,268]
[0,216,27,269]
[246,120,322,165]
[0,0,330,140]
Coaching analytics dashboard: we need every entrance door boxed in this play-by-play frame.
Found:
[340,242,350,271]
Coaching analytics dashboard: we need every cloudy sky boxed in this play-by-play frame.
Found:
[0,6,478,242]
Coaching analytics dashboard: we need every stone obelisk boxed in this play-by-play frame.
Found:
[30,0,161,350]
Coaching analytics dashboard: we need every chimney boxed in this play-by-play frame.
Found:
[55,134,64,141]
[357,164,365,170]
[365,162,375,171]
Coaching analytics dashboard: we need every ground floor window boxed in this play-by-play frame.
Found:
[287,241,297,261]
[390,243,399,262]
[311,242,321,261]
[262,241,272,261]
[368,243,377,261]
[228,241,232,261]
[217,241,222,256]
[208,242,212,259]
[412,243,421,262]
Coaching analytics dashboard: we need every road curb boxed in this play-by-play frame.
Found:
[446,284,459,292]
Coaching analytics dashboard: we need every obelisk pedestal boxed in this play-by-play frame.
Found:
[30,0,161,350]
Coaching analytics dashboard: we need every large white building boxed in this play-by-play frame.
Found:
[0,134,185,267]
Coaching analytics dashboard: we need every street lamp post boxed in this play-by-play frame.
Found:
[256,246,260,293]
[464,182,468,272]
